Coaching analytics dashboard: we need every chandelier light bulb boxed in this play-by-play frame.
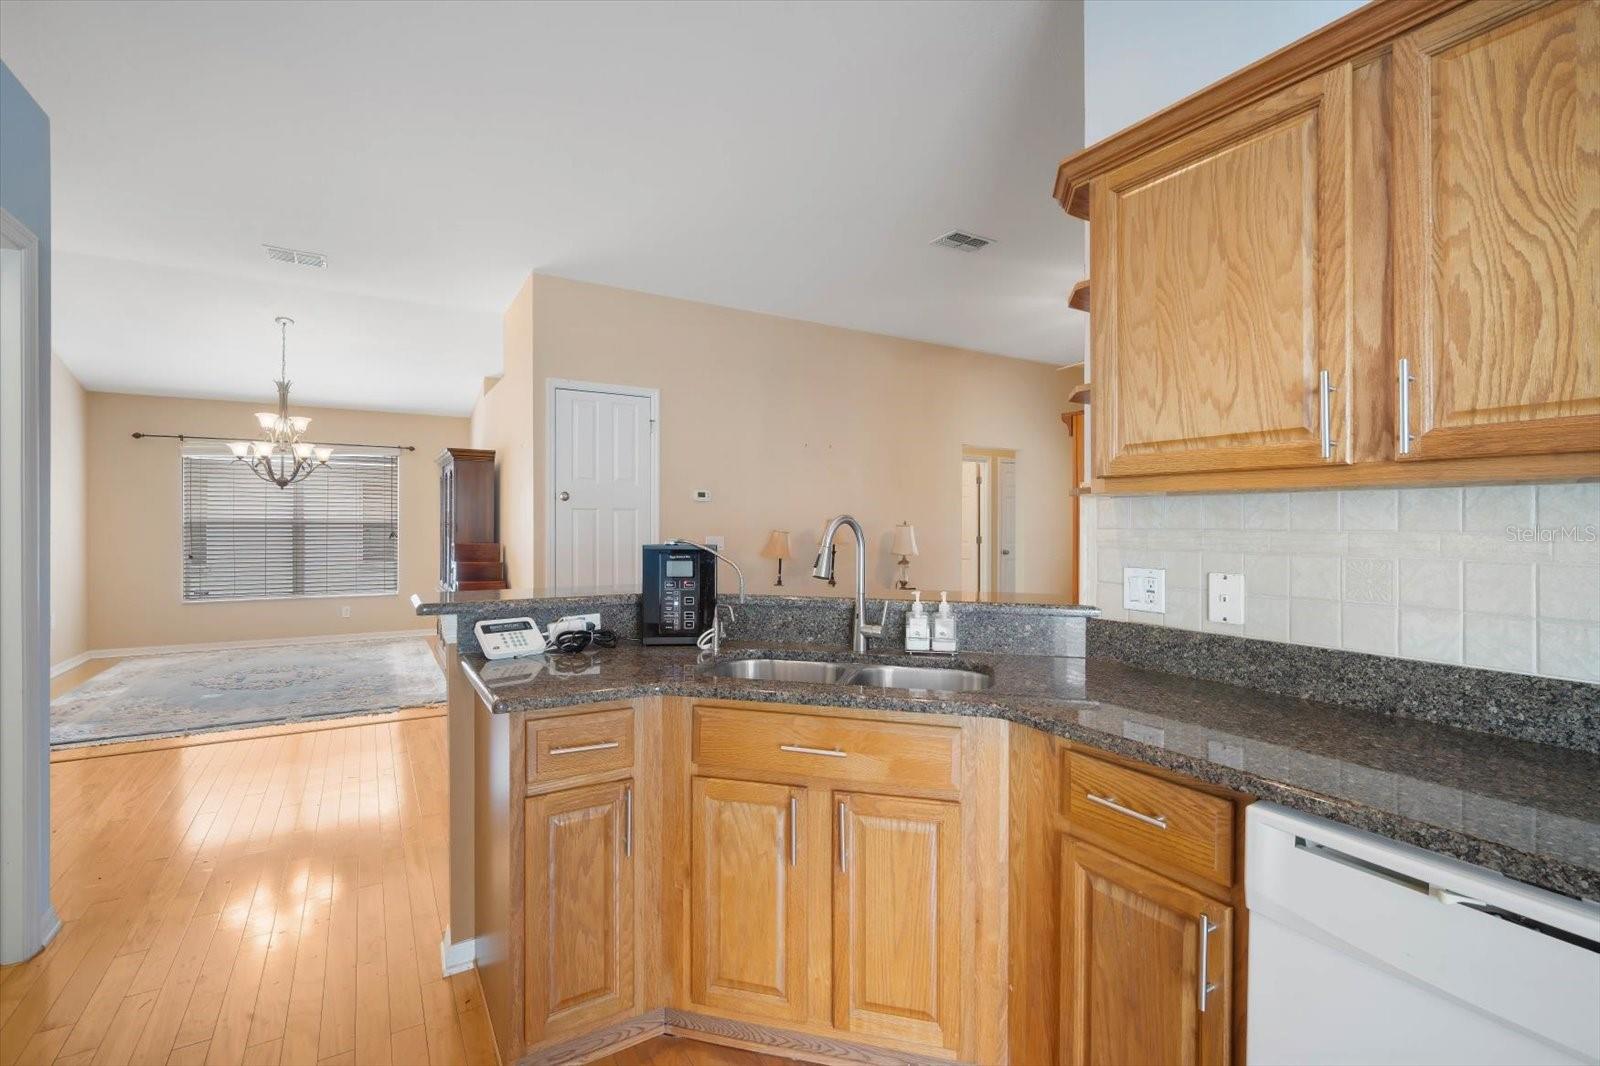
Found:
[254,412,278,432]
[290,416,312,435]
[251,441,274,460]
[293,442,314,459]
[314,446,333,463]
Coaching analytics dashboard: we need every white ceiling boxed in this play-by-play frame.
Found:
[1,0,1086,416]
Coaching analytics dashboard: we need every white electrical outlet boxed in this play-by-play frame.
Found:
[1122,567,1165,613]
[340,605,352,618]
[546,612,602,642]
[1208,572,1244,624]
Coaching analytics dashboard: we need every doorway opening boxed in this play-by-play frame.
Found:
[960,447,1017,600]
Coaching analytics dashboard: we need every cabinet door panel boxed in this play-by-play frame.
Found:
[1393,0,1600,461]
[524,779,634,1044]
[833,793,961,1050]
[1092,66,1353,476]
[1062,840,1231,1066]
[690,777,807,1022]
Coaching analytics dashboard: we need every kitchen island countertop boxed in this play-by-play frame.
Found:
[458,641,1600,901]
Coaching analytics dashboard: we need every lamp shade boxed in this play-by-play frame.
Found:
[760,529,792,560]
[891,522,919,557]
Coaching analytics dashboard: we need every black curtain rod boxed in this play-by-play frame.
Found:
[131,432,416,452]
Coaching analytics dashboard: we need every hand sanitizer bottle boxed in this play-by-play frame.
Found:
[930,592,958,653]
[905,592,931,652]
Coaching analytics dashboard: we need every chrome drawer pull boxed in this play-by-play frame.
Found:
[838,800,850,871]
[789,794,799,867]
[1398,357,1416,455]
[780,744,847,758]
[623,785,633,857]
[1198,915,1219,1011]
[1085,792,1168,829]
[549,741,620,756]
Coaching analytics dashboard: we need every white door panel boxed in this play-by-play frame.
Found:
[552,386,655,590]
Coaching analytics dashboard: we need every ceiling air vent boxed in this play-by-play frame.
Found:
[931,230,995,252]
[263,244,327,268]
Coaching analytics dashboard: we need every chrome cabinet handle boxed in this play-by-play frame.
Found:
[623,785,633,857]
[1085,792,1168,829]
[780,744,847,758]
[789,794,799,867]
[1318,369,1338,460]
[549,740,620,756]
[1198,915,1219,1012]
[1397,357,1415,455]
[838,800,849,871]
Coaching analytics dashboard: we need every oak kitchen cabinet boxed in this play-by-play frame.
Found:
[473,690,1251,1066]
[1056,0,1600,493]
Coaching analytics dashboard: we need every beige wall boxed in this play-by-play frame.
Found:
[84,392,470,650]
[476,274,1079,595]
[50,355,88,666]
[472,278,538,589]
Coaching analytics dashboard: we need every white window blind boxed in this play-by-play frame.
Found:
[181,450,399,602]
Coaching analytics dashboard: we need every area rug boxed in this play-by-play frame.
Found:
[50,637,446,747]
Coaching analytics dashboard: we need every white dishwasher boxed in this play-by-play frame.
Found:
[1246,802,1600,1066]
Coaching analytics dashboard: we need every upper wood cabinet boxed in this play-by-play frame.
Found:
[1057,0,1600,493]
[833,792,961,1051]
[690,776,808,1023]
[1091,65,1354,478]
[523,779,635,1044]
[1391,0,1600,463]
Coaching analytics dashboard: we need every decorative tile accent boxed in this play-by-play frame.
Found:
[1342,557,1395,605]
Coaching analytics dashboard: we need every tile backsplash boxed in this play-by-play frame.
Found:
[1090,483,1599,682]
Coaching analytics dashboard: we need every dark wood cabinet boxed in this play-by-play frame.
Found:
[437,447,507,590]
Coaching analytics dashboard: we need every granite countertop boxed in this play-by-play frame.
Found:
[458,641,1600,902]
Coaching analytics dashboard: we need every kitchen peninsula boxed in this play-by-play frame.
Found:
[415,587,1599,1066]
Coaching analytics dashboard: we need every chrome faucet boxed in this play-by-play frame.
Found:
[666,538,746,655]
[812,514,885,653]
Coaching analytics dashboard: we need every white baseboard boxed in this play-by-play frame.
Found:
[440,928,477,976]
[80,629,437,662]
[49,652,92,678]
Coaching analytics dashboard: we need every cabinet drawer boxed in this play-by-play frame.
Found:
[1064,752,1234,886]
[527,708,634,785]
[693,704,961,792]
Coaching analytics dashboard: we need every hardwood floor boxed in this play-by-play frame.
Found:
[12,655,813,1066]
[0,713,496,1065]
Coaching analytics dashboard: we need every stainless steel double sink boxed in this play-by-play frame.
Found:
[703,656,992,692]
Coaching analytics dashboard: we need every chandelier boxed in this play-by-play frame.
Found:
[227,316,332,488]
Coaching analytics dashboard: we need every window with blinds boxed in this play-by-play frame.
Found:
[181,450,399,602]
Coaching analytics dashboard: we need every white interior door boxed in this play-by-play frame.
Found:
[959,458,989,598]
[551,384,656,591]
[996,458,1017,594]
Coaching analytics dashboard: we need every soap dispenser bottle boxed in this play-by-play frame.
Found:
[905,592,931,652]
[930,592,958,653]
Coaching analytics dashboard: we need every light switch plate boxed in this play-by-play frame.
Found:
[1207,572,1244,624]
[1122,567,1165,614]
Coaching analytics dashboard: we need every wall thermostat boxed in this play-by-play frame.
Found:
[474,617,546,660]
